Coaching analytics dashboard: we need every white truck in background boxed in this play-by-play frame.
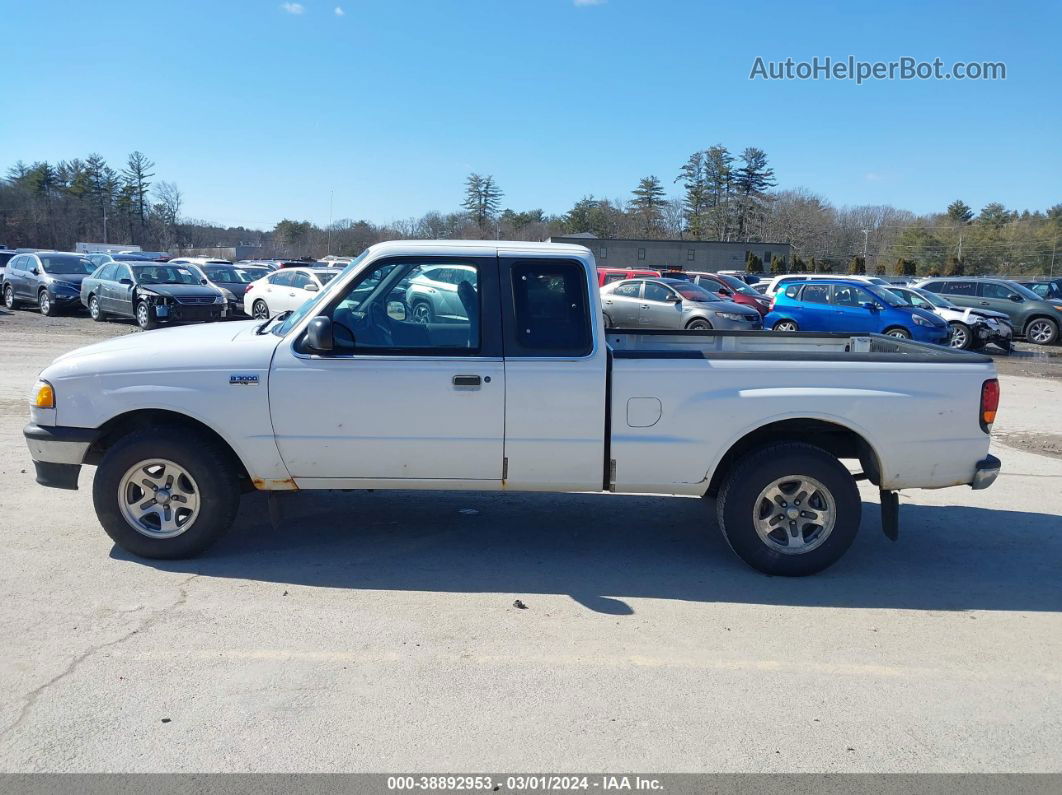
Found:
[25,241,1000,576]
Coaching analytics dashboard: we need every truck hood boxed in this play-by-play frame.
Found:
[44,319,279,380]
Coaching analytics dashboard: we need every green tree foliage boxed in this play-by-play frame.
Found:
[745,251,763,273]
[461,173,503,231]
[946,200,974,223]
[734,147,776,241]
[630,176,667,236]
[847,256,866,275]
[770,255,786,274]
[944,256,965,276]
[874,264,887,275]
[274,219,313,249]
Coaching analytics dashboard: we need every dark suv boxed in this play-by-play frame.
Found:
[915,277,1062,345]
[3,251,96,316]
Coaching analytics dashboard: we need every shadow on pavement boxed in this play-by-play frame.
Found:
[114,489,1062,615]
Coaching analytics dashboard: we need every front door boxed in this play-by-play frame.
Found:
[268,255,506,485]
[977,281,1025,324]
[111,265,136,317]
[830,284,878,332]
[640,281,682,328]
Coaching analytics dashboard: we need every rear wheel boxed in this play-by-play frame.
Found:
[686,318,712,330]
[884,327,911,339]
[716,442,861,576]
[948,321,972,349]
[92,427,241,559]
[251,299,270,320]
[602,312,614,329]
[3,284,18,309]
[38,290,56,317]
[773,319,798,332]
[1025,317,1058,346]
[89,294,106,321]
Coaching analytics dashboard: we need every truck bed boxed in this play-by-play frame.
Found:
[605,328,992,362]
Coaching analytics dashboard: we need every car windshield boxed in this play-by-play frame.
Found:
[133,265,202,285]
[270,251,369,336]
[676,284,721,301]
[883,288,913,305]
[716,274,759,296]
[865,285,905,307]
[912,289,953,308]
[207,267,265,284]
[40,254,95,274]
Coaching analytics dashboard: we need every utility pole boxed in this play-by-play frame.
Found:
[102,207,108,243]
[862,228,869,265]
[957,232,963,262]
[327,190,334,256]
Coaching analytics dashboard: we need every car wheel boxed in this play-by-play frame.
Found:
[885,327,911,339]
[773,319,799,332]
[410,300,433,324]
[136,301,157,330]
[602,312,614,329]
[92,427,241,559]
[716,442,861,576]
[38,290,56,317]
[3,284,18,309]
[686,319,712,330]
[948,321,972,350]
[251,299,270,320]
[1025,317,1059,346]
[89,295,106,321]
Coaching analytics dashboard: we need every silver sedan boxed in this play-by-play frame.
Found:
[601,277,763,330]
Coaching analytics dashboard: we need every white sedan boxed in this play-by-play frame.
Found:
[244,267,339,319]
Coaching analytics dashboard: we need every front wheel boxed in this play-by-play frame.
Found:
[948,321,972,350]
[686,319,712,331]
[1025,317,1059,346]
[773,319,799,332]
[3,284,18,309]
[136,301,158,330]
[251,299,270,320]
[89,295,106,321]
[92,427,241,559]
[884,327,911,339]
[38,290,56,317]
[716,442,861,576]
[410,300,434,324]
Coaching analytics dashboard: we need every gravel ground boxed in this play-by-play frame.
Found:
[1,304,1061,773]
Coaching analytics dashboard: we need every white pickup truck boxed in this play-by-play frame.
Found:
[24,241,1001,576]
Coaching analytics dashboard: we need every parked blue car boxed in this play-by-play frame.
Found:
[765,279,950,344]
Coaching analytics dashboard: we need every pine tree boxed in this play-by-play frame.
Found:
[461,173,503,231]
[770,255,785,275]
[675,153,708,239]
[122,151,155,231]
[944,256,964,276]
[630,176,667,236]
[946,200,974,223]
[745,251,763,273]
[847,256,866,275]
[733,147,776,241]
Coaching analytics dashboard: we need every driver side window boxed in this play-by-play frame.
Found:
[322,260,481,354]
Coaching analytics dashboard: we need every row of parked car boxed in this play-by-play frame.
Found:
[2,246,1061,349]
[597,268,1062,349]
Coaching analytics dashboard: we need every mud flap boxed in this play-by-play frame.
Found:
[880,489,899,541]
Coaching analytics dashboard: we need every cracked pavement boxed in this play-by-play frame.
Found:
[1,309,1061,772]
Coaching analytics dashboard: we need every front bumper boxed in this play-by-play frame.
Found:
[24,423,98,490]
[970,454,1001,490]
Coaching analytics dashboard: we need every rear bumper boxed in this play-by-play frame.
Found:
[970,454,1001,490]
[24,423,98,490]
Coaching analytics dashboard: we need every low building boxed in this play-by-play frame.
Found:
[547,235,791,272]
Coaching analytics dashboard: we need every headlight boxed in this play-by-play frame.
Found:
[912,314,932,326]
[32,380,55,409]
[215,295,226,304]
[717,312,744,321]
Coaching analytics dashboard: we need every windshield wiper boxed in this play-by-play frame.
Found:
[255,310,292,335]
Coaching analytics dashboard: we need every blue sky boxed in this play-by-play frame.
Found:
[2,0,1059,229]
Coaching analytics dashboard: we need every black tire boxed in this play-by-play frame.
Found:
[686,319,712,330]
[884,327,911,339]
[38,290,56,317]
[88,294,106,321]
[716,442,862,576]
[251,299,270,320]
[4,284,18,309]
[1024,317,1059,346]
[135,301,157,330]
[92,427,241,559]
[948,321,972,350]
[602,312,614,329]
[410,299,434,324]
[773,319,799,332]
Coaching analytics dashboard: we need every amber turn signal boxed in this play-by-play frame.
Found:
[32,380,55,409]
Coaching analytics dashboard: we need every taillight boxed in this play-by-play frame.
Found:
[769,295,776,311]
[980,378,999,433]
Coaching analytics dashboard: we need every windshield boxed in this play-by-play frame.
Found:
[716,273,759,296]
[133,265,203,285]
[865,285,905,307]
[40,254,95,274]
[911,288,953,308]
[206,267,266,284]
[676,284,721,302]
[270,251,369,336]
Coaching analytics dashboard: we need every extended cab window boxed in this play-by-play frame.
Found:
[508,260,592,357]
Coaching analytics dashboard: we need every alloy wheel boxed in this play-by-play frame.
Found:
[117,459,201,539]
[753,475,836,555]
[1027,319,1057,345]
[949,325,968,349]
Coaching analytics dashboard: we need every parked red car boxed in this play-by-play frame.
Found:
[597,267,662,287]
[681,271,773,316]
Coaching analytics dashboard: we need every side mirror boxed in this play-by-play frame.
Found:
[862,301,879,311]
[29,267,39,275]
[387,300,407,321]
[305,316,334,352]
[200,279,209,285]
[304,282,319,292]
[720,288,733,296]
[119,278,133,286]
[1009,294,1022,302]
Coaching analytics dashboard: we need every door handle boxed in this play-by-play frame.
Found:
[640,304,649,309]
[979,301,990,306]
[452,375,482,387]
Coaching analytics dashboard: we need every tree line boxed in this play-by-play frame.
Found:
[2,151,1058,276]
